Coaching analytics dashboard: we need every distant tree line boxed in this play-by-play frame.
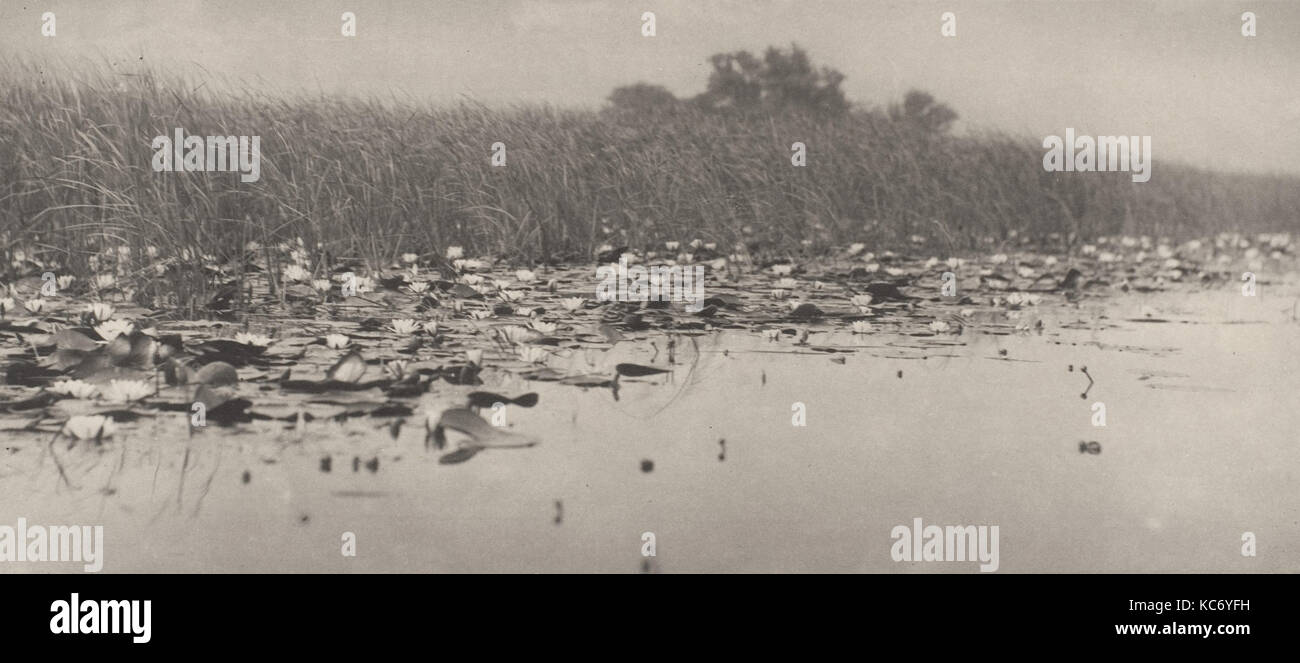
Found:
[606,43,957,133]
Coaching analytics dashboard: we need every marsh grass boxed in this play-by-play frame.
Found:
[2,59,1297,309]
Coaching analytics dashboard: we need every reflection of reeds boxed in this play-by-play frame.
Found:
[3,58,1298,302]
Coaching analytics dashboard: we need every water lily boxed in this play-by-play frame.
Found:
[0,297,13,314]
[771,264,793,276]
[63,415,116,440]
[1016,266,1035,278]
[559,297,585,312]
[421,321,440,336]
[664,241,680,251]
[851,321,873,334]
[283,264,311,282]
[929,320,952,334]
[461,274,485,286]
[446,246,465,260]
[86,302,115,322]
[390,319,420,335]
[23,298,44,314]
[102,379,152,403]
[863,263,880,273]
[770,289,791,300]
[990,254,1009,264]
[94,273,116,289]
[850,294,874,309]
[762,329,781,341]
[50,379,98,399]
[324,333,350,349]
[401,253,419,264]
[453,258,487,272]
[469,309,494,320]
[499,290,525,303]
[234,332,273,347]
[95,319,133,342]
[311,279,332,293]
[57,275,75,290]
[465,349,483,366]
[847,243,866,256]
[407,281,430,294]
[517,346,549,364]
[530,320,557,335]
[884,267,905,277]
[515,269,537,283]
[775,278,798,290]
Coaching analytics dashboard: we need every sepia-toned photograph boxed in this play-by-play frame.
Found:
[1,0,1297,588]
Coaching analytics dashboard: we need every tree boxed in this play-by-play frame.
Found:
[888,90,959,134]
[693,44,848,117]
[606,83,680,113]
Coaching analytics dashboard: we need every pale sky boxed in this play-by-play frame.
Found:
[3,0,1299,174]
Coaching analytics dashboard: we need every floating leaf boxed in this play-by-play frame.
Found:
[327,350,367,383]
[615,363,670,377]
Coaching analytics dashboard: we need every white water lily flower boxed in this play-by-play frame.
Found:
[324,333,350,349]
[689,239,703,249]
[864,263,880,273]
[283,264,311,283]
[771,264,793,276]
[1017,266,1035,278]
[559,297,585,312]
[57,275,75,290]
[851,321,873,334]
[445,246,464,260]
[422,321,439,336]
[407,281,430,294]
[528,321,555,336]
[929,320,952,334]
[453,259,486,272]
[23,298,44,314]
[234,332,272,347]
[515,269,537,283]
[885,267,905,277]
[850,294,874,308]
[469,309,494,320]
[353,276,375,294]
[517,346,549,364]
[50,379,98,399]
[775,278,798,290]
[102,379,152,403]
[665,241,680,251]
[1044,256,1058,267]
[471,284,496,297]
[390,319,420,335]
[401,253,419,264]
[499,290,525,303]
[86,302,115,322]
[461,274,485,286]
[770,289,791,300]
[94,273,116,289]
[465,349,483,366]
[0,297,14,314]
[762,329,781,341]
[95,319,133,342]
[63,415,116,440]
[847,243,866,256]
[311,279,332,293]
[990,254,1009,264]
